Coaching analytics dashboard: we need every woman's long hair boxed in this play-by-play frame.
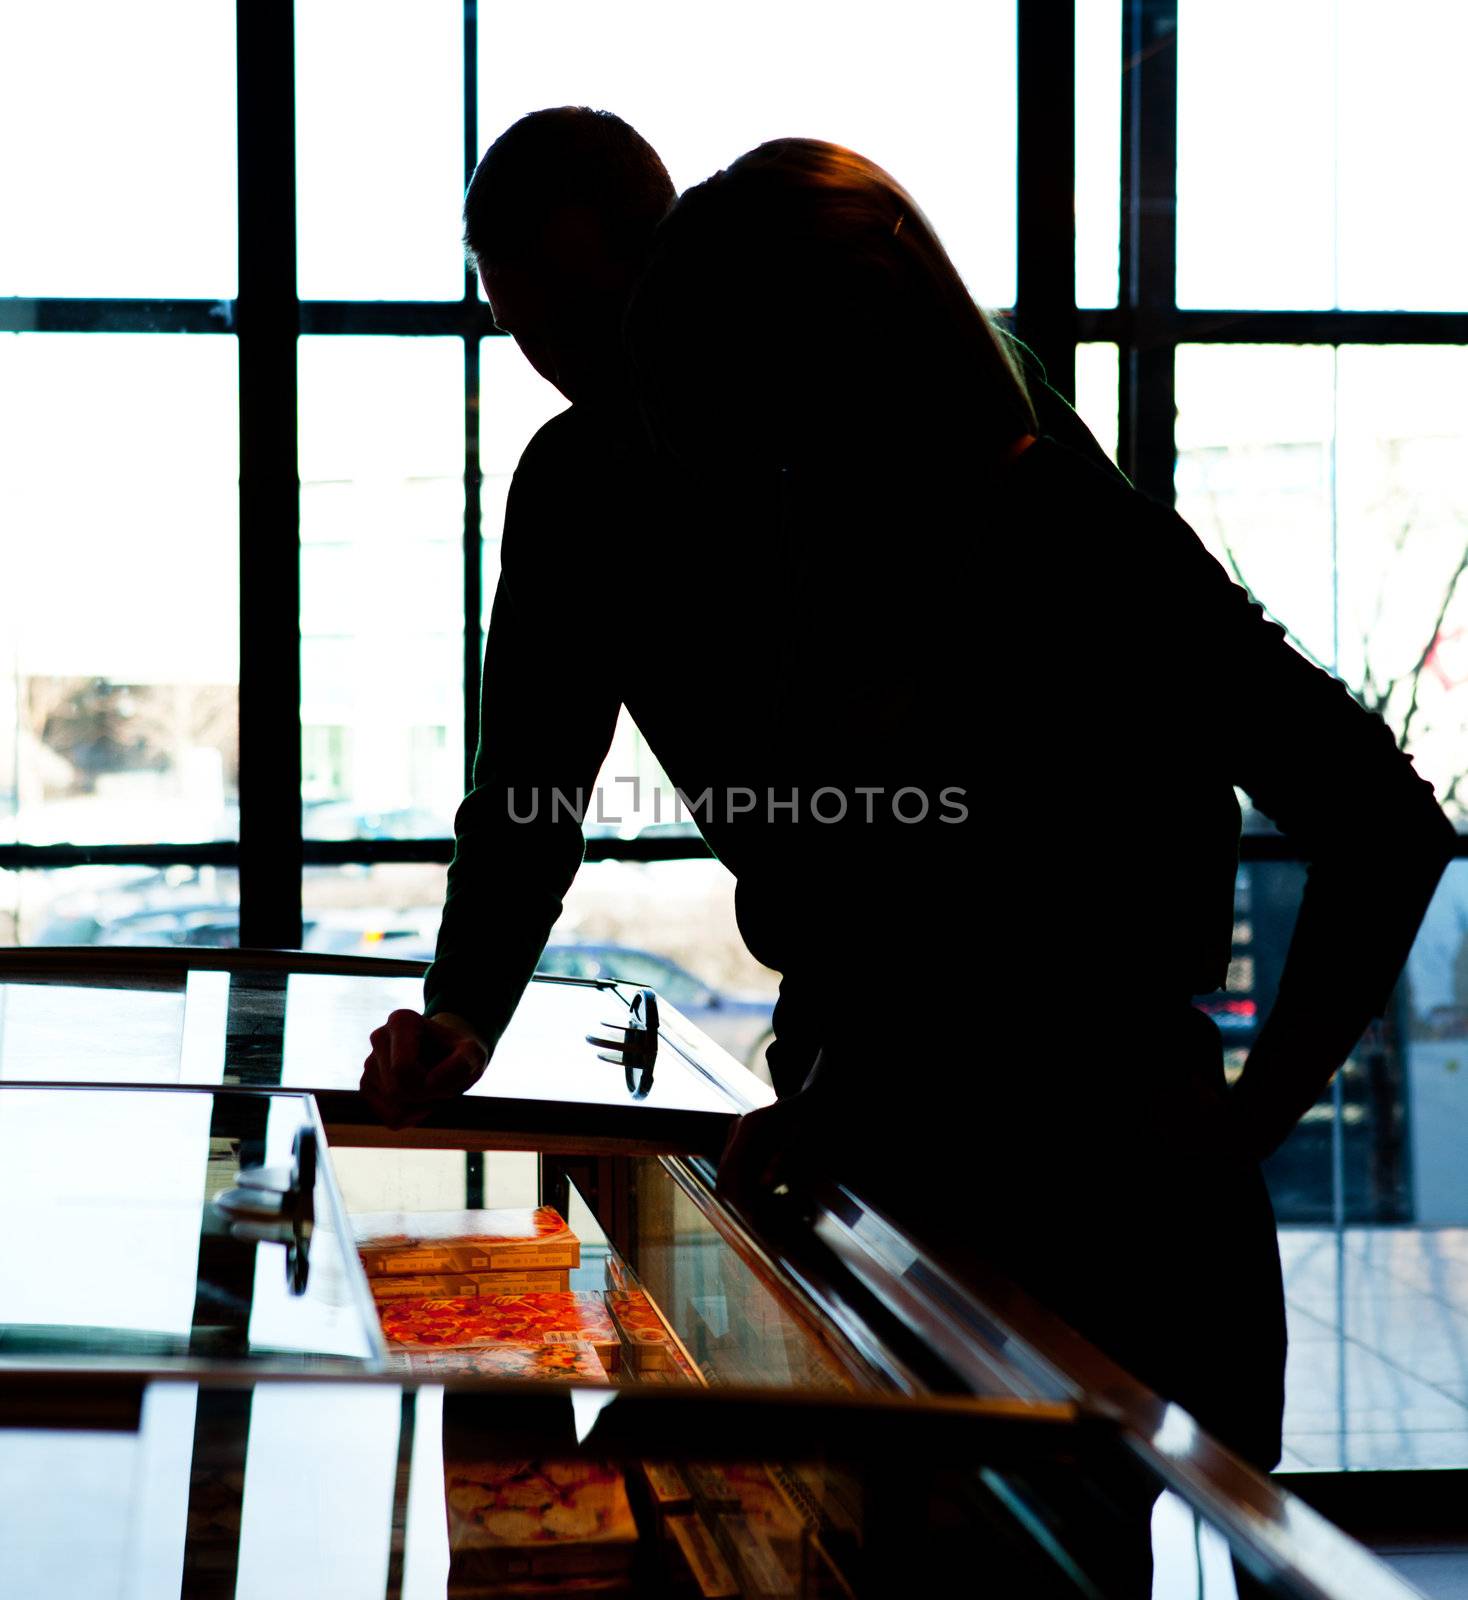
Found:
[627,138,1036,462]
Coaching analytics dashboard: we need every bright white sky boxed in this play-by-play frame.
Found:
[1,0,1465,692]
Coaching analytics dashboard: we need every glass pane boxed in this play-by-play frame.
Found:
[301,863,448,959]
[1075,0,1120,309]
[1177,343,1468,824]
[554,859,779,1084]
[1178,0,1468,310]
[1334,346,1468,820]
[0,2,237,297]
[0,1085,375,1366]
[1073,343,1119,464]
[1174,343,1338,722]
[0,334,240,846]
[478,1,1017,309]
[1405,859,1468,1226]
[0,866,240,949]
[295,0,465,300]
[299,337,464,840]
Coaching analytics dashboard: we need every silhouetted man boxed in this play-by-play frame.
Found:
[362,107,1113,1117]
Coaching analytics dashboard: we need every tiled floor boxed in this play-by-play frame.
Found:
[1281,1227,1468,1471]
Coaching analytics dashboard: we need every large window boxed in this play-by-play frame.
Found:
[5,6,1468,1228]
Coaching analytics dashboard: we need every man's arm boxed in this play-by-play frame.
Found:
[423,561,620,1050]
[362,419,621,1125]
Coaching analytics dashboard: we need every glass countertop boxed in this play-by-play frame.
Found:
[0,960,773,1150]
[0,1083,379,1373]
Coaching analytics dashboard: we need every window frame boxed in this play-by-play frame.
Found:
[3,0,1466,951]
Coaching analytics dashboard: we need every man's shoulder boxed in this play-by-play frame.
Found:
[516,399,645,481]
[503,399,651,577]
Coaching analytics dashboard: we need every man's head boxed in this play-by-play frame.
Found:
[465,108,675,402]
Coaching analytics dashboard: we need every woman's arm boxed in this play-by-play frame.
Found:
[1171,516,1456,1158]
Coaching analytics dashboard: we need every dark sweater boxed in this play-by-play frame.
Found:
[426,377,1452,1115]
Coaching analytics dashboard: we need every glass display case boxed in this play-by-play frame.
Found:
[0,948,1426,1598]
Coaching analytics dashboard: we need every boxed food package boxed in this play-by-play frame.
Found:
[639,1460,694,1523]
[606,1288,700,1379]
[717,1514,798,1599]
[369,1269,571,1303]
[354,1207,581,1275]
[378,1292,620,1373]
[667,1513,739,1598]
[389,1340,607,1382]
[444,1459,638,1585]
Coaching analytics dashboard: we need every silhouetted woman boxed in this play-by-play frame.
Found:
[627,139,1454,1588]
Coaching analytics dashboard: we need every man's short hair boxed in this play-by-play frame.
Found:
[464,107,675,271]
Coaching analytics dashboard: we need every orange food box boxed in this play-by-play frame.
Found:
[353,1207,580,1275]
[378,1292,620,1372]
[444,1459,638,1583]
[369,1270,570,1302]
[605,1289,675,1346]
[390,1340,606,1382]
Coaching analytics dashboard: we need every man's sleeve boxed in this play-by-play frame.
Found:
[423,442,621,1051]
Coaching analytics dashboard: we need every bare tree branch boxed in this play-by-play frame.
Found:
[1399,535,1468,753]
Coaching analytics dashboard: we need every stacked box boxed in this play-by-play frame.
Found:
[369,1269,570,1303]
[353,1206,581,1276]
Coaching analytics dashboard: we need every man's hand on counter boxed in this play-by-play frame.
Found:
[361,1010,490,1130]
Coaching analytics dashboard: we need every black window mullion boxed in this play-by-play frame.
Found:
[1015,0,1077,402]
[463,0,484,797]
[0,299,233,335]
[1118,0,1178,503]
[236,1,303,947]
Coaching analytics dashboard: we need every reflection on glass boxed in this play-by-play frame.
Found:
[0,3,237,296]
[1075,0,1121,309]
[0,335,240,847]
[622,1158,853,1391]
[1176,343,1468,822]
[478,1,1017,309]
[245,1097,378,1362]
[1178,0,1468,309]
[299,337,465,840]
[238,1386,402,1595]
[295,0,465,300]
[0,972,187,1084]
[1073,343,1119,464]
[0,1088,213,1338]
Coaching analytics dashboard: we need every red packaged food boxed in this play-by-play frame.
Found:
[379,1292,620,1372]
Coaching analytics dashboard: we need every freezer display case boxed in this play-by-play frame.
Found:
[0,948,1425,1598]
